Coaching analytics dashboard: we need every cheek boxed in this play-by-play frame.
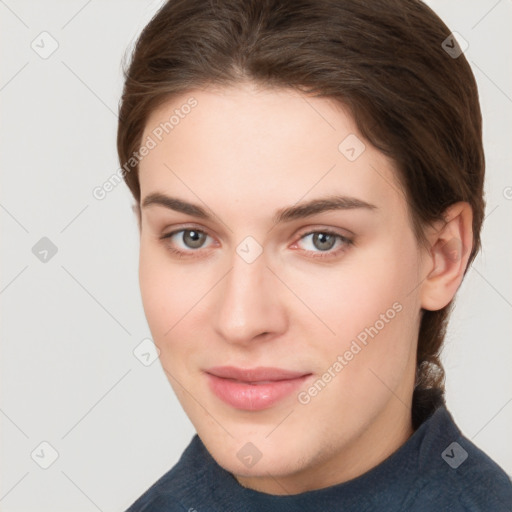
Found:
[138,241,217,370]
[322,242,420,391]
[292,236,422,396]
[139,243,191,344]
[294,239,419,340]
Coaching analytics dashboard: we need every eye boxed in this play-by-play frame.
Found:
[160,227,353,260]
[160,228,214,256]
[294,230,352,259]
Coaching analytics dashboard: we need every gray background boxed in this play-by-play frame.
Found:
[1,0,511,510]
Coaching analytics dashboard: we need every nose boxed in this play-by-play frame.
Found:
[213,249,287,346]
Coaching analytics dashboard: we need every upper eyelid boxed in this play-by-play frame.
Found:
[163,226,213,240]
[297,227,350,238]
[163,226,350,240]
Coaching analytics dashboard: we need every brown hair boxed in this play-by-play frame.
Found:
[117,0,485,427]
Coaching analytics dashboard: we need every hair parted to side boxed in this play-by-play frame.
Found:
[117,0,485,427]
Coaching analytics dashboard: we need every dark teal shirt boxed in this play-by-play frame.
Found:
[126,404,512,511]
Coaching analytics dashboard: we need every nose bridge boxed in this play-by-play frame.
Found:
[214,247,283,343]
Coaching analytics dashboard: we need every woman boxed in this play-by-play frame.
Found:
[117,0,512,510]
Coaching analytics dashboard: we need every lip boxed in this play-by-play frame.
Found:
[205,366,312,411]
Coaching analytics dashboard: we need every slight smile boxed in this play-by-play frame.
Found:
[205,366,313,411]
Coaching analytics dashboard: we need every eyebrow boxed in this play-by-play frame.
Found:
[141,192,377,224]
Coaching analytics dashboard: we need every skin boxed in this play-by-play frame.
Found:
[136,82,473,495]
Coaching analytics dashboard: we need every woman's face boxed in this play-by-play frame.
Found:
[137,83,430,494]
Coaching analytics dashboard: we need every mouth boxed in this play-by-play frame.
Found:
[204,366,313,411]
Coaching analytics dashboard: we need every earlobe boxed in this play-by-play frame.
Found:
[420,202,473,311]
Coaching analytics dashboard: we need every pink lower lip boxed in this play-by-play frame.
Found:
[206,373,311,411]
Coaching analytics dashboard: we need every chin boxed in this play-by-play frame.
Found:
[199,424,306,477]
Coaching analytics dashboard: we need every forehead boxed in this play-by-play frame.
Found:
[139,84,406,219]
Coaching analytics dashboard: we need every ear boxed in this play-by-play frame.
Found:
[420,202,473,311]
[132,202,141,233]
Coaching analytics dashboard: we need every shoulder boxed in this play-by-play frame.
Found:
[124,435,210,512]
[406,405,512,511]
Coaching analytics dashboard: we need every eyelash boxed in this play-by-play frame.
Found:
[160,227,353,261]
